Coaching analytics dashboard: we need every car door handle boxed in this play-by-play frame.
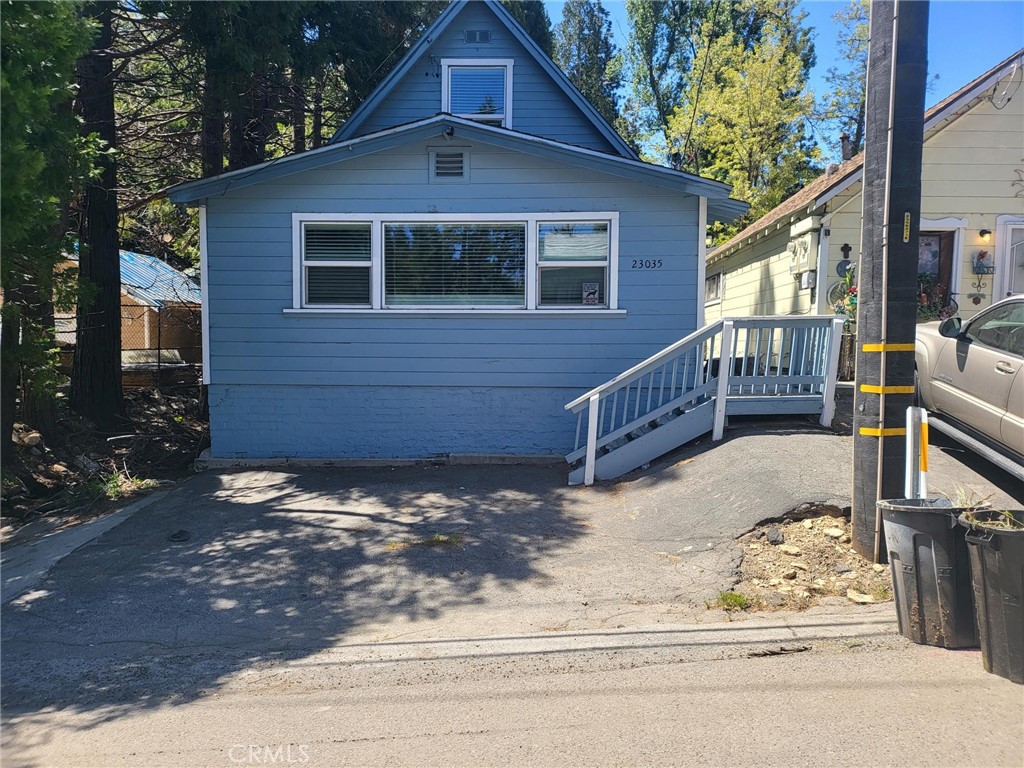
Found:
[995,361,1017,374]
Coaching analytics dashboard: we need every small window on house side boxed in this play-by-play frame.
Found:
[442,59,512,127]
[705,272,722,305]
[537,222,610,308]
[302,223,372,306]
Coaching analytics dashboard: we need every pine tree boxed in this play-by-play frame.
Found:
[1,0,96,460]
[554,0,620,127]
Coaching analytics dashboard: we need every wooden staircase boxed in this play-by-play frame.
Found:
[564,316,845,485]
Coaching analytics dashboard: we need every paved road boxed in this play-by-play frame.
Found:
[3,614,1021,768]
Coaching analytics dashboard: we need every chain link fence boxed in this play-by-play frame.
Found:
[56,301,202,389]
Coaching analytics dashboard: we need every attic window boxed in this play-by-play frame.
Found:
[464,29,492,44]
[441,58,513,127]
[429,148,468,182]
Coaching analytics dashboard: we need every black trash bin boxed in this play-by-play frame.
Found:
[878,498,983,649]
[958,509,1024,684]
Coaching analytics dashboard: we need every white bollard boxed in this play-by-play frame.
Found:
[904,406,929,499]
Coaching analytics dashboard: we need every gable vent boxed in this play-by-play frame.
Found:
[434,151,466,178]
[464,29,492,44]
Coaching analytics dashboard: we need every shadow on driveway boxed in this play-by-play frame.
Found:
[1,465,586,727]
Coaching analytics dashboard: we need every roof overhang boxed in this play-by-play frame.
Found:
[167,115,748,221]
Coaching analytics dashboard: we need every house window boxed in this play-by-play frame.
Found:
[302,223,372,306]
[384,222,526,307]
[538,221,609,307]
[441,59,513,127]
[292,213,619,313]
[705,272,722,305]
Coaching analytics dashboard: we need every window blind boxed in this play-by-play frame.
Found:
[449,68,505,117]
[304,223,371,261]
[384,222,525,306]
[538,222,609,261]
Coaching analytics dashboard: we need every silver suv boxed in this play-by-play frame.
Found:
[915,295,1024,463]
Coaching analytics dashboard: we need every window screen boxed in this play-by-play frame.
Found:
[384,222,525,306]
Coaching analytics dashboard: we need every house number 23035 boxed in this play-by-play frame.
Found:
[632,259,663,269]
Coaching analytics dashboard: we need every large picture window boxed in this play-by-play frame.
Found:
[442,59,513,127]
[384,222,525,307]
[292,213,619,313]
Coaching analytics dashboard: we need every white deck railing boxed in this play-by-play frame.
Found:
[565,315,845,485]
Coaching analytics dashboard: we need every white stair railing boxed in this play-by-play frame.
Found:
[565,315,845,485]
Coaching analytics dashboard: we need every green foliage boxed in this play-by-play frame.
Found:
[1,0,97,410]
[711,591,750,611]
[554,0,620,127]
[814,0,869,159]
[661,0,820,235]
[621,0,815,165]
[500,0,554,56]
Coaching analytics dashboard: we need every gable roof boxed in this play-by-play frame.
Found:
[119,250,201,308]
[709,48,1024,262]
[168,114,748,221]
[329,0,638,160]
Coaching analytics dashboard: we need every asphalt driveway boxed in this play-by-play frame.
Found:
[2,420,1020,726]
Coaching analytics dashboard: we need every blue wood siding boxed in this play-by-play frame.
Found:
[204,137,699,458]
[352,2,617,153]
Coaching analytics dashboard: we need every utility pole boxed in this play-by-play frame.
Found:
[851,0,929,563]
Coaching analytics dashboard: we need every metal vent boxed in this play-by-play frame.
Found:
[464,29,492,44]
[434,151,465,178]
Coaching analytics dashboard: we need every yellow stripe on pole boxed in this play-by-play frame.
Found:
[859,384,917,394]
[859,427,907,437]
[920,422,929,472]
[861,343,916,353]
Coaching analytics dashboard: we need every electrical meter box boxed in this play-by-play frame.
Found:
[788,233,814,274]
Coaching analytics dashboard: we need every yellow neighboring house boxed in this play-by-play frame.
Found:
[705,50,1024,325]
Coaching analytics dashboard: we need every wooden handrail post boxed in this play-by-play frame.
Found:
[584,393,600,486]
[713,320,733,441]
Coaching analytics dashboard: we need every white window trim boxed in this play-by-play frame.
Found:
[441,58,514,127]
[296,220,375,309]
[995,214,1024,300]
[290,212,620,313]
[704,270,723,307]
[427,146,470,183]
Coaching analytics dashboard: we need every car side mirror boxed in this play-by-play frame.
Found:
[938,316,962,338]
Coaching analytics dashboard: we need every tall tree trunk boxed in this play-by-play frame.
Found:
[71,2,124,430]
[291,78,306,154]
[201,46,225,178]
[21,265,57,438]
[1,290,24,465]
[311,76,323,149]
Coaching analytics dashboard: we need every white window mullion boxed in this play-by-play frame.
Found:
[292,214,303,309]
[371,221,383,309]
[526,217,538,309]
[609,215,619,310]
[505,61,514,128]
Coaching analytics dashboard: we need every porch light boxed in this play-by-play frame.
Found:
[979,229,992,242]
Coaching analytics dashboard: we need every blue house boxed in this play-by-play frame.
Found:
[169,0,748,462]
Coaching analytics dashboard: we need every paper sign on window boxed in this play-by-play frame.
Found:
[582,282,600,305]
